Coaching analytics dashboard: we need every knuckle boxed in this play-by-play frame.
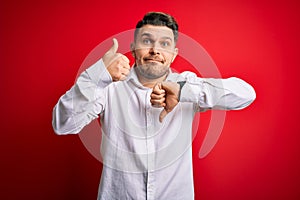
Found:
[115,59,122,65]
[115,53,122,57]
[114,73,121,80]
[124,64,130,69]
[115,64,122,71]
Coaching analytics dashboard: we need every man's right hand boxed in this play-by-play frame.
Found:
[103,38,130,81]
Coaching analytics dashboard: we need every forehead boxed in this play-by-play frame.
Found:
[136,24,174,40]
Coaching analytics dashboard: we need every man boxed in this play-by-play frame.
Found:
[53,12,256,200]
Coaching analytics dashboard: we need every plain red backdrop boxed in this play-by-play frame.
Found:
[1,0,299,199]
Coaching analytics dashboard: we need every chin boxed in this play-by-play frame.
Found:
[136,63,169,78]
[144,70,168,79]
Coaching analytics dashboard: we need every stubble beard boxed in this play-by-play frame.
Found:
[135,62,170,80]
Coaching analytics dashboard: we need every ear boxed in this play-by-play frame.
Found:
[171,48,178,63]
[130,42,136,58]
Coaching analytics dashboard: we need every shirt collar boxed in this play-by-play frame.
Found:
[126,66,146,89]
[126,65,174,90]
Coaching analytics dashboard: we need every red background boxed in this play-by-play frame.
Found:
[1,0,300,199]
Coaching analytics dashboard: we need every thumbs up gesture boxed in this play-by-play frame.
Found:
[150,82,180,122]
[103,38,130,81]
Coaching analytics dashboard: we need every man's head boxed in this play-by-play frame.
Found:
[134,12,179,43]
[131,12,179,80]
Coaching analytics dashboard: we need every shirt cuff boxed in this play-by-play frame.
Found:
[179,82,200,103]
[86,58,113,87]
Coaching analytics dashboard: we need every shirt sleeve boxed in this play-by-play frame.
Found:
[179,71,256,112]
[52,59,112,135]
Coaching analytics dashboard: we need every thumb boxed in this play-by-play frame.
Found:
[153,82,162,93]
[107,38,118,54]
[159,109,168,123]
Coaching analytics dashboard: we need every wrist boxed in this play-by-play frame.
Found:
[177,81,186,101]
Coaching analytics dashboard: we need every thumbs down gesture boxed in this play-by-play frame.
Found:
[103,38,130,81]
[151,82,180,123]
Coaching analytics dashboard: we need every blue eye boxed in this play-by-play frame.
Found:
[160,40,172,48]
[161,41,170,47]
[143,38,151,45]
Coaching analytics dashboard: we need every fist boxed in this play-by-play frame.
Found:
[103,38,130,81]
[151,82,180,122]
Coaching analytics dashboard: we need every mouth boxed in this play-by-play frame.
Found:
[144,57,164,64]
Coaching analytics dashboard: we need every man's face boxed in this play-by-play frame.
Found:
[131,25,178,79]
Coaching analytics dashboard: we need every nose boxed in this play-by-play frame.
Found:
[149,42,160,55]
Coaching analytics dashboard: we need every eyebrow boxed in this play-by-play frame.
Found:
[141,32,173,41]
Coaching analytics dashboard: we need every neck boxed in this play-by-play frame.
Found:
[135,69,167,88]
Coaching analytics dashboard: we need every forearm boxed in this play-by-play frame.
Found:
[52,59,112,135]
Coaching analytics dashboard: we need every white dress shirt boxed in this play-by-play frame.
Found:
[52,58,256,200]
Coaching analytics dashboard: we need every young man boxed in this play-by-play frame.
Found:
[53,12,256,200]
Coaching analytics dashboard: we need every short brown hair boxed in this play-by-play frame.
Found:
[134,12,179,43]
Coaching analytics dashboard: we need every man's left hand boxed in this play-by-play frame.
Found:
[151,82,180,122]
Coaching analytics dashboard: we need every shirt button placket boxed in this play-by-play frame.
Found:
[147,140,155,200]
[145,90,155,200]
